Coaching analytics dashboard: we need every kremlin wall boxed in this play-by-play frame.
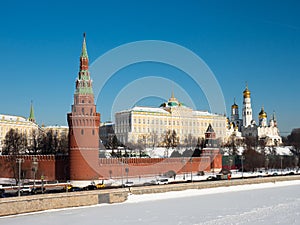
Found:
[0,34,222,183]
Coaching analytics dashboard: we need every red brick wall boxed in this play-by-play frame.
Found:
[0,155,68,181]
[0,152,222,181]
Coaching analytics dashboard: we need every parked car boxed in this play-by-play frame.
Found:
[96,183,105,189]
[84,185,97,190]
[69,187,83,192]
[124,181,134,187]
[155,178,169,185]
[20,186,32,195]
[31,187,46,194]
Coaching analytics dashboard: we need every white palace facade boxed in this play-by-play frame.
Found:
[115,93,227,145]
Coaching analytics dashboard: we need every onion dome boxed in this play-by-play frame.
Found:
[259,106,267,119]
[243,84,251,98]
[231,97,238,109]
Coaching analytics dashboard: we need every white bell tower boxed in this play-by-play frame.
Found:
[242,84,253,127]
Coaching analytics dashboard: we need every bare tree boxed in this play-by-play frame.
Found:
[2,129,28,155]
[2,129,28,184]
[149,131,158,149]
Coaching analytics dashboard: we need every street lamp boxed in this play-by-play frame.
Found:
[240,156,245,178]
[181,158,186,180]
[119,159,124,187]
[229,157,233,171]
[295,156,299,170]
[32,157,38,189]
[280,156,283,175]
[265,157,269,173]
[125,167,129,183]
[16,158,24,197]
[190,158,193,182]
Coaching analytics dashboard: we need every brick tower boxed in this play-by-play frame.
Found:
[67,33,101,181]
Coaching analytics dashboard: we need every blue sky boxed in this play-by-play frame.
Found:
[0,0,299,135]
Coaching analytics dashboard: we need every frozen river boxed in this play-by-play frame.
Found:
[1,181,300,225]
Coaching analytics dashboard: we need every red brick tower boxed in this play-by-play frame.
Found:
[67,33,101,181]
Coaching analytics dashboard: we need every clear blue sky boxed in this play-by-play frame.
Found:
[0,0,299,135]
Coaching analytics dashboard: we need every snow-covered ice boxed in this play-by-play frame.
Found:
[1,180,300,225]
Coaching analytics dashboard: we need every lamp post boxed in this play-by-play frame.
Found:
[280,156,283,175]
[229,157,233,172]
[109,170,112,179]
[295,156,299,170]
[119,159,124,187]
[125,167,129,183]
[16,158,24,197]
[32,157,38,189]
[182,158,186,180]
[190,158,193,182]
[240,156,245,178]
[265,157,269,173]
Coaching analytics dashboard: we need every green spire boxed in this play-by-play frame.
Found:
[75,33,93,95]
[81,32,88,59]
[29,101,35,123]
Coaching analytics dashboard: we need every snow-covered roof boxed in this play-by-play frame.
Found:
[117,106,169,114]
[43,125,68,129]
[192,110,218,116]
[0,114,28,122]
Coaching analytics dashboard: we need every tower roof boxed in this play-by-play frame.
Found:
[81,32,88,59]
[75,33,93,95]
[29,101,35,123]
[243,83,251,98]
[231,97,238,109]
[259,106,267,119]
[206,123,215,133]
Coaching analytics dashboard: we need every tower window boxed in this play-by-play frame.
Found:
[82,108,84,114]
[82,100,84,103]
[81,129,84,135]
[92,129,95,135]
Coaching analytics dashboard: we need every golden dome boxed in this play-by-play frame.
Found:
[231,103,238,109]
[259,107,267,119]
[243,86,251,98]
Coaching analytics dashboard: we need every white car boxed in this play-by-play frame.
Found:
[155,178,169,185]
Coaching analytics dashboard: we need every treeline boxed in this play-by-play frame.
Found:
[2,128,68,156]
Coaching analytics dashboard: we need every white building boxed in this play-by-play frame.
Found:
[227,85,282,146]
[0,114,39,154]
[115,93,227,146]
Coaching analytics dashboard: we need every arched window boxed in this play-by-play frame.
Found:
[81,129,84,135]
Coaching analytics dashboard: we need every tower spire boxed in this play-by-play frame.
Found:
[76,33,93,94]
[81,32,88,59]
[29,101,35,123]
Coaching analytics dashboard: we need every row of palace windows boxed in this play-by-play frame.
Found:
[132,118,224,127]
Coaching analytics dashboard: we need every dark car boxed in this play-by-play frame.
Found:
[84,185,97,190]
[31,187,46,194]
[69,187,83,192]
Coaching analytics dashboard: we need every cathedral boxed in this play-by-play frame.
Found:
[227,84,282,146]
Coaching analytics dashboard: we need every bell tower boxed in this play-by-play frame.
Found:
[242,83,253,127]
[67,33,101,181]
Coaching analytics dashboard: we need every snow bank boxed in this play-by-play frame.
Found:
[127,180,300,203]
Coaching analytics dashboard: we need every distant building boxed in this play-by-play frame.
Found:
[227,84,282,146]
[0,103,39,155]
[99,122,115,147]
[42,125,69,139]
[115,93,227,145]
